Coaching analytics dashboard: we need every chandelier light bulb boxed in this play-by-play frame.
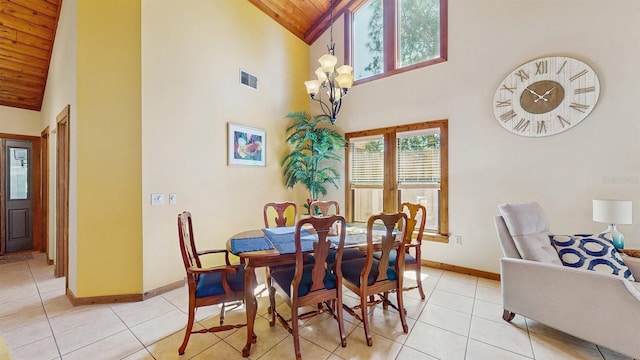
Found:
[315,67,328,82]
[318,53,338,73]
[304,80,321,97]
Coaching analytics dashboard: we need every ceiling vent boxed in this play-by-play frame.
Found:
[240,70,258,89]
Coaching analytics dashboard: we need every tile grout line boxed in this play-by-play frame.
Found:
[27,256,64,360]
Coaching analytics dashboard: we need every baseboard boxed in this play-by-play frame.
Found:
[66,279,186,306]
[422,260,500,281]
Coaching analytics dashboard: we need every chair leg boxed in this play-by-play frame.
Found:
[336,295,347,348]
[503,309,516,322]
[291,308,302,360]
[416,267,426,299]
[265,267,273,314]
[360,295,373,346]
[219,302,226,325]
[268,283,277,327]
[178,303,196,355]
[396,288,408,333]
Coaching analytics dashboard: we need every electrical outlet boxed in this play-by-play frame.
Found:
[151,193,164,205]
[454,235,462,245]
[169,193,177,204]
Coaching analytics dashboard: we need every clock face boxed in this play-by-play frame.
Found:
[493,56,600,137]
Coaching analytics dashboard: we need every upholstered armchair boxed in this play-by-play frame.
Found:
[495,202,640,359]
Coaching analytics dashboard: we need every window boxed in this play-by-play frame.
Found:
[348,0,447,82]
[346,120,448,241]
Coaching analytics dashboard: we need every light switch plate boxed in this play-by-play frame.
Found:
[169,193,177,204]
[151,193,164,205]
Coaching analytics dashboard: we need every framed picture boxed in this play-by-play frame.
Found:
[227,123,266,166]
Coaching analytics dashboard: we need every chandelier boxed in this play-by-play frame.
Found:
[304,0,354,125]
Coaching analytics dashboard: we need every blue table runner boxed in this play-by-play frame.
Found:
[262,227,317,254]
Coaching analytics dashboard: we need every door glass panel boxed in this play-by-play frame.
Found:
[9,147,29,200]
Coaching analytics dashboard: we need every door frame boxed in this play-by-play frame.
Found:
[41,127,50,264]
[55,105,70,279]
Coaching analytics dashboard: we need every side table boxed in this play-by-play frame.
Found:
[621,252,640,279]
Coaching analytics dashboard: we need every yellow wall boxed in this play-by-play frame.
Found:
[140,0,309,290]
[75,0,142,295]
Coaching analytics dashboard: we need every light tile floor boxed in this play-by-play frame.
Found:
[0,252,634,360]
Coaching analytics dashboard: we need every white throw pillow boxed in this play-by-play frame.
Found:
[550,234,635,281]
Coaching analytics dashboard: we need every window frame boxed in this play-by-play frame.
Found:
[345,120,449,242]
[345,0,448,85]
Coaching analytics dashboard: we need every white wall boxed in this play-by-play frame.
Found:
[40,0,77,285]
[0,106,41,136]
[317,0,640,273]
[40,0,77,279]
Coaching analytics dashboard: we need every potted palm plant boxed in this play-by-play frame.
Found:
[281,111,347,214]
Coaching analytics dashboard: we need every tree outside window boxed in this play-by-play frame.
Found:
[351,0,447,82]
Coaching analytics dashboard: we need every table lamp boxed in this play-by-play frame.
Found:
[592,199,633,249]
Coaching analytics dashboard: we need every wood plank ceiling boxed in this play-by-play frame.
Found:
[0,0,61,111]
[0,0,353,112]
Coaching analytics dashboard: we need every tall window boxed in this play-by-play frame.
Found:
[346,120,448,241]
[349,0,447,82]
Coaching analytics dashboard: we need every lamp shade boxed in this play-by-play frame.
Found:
[592,199,633,224]
[304,80,321,96]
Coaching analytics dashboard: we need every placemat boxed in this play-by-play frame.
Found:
[229,236,274,254]
[263,227,316,254]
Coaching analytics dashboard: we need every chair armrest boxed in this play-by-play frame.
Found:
[501,257,640,359]
[187,264,238,275]
[198,248,232,265]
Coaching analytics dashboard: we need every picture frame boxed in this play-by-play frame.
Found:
[227,123,266,166]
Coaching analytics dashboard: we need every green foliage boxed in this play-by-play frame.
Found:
[360,134,440,153]
[281,111,347,211]
[364,0,441,74]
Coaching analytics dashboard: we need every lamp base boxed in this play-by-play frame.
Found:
[602,224,624,250]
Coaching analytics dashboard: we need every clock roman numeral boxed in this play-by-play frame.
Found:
[569,102,590,113]
[535,60,548,75]
[555,60,567,74]
[569,69,588,82]
[514,118,530,133]
[557,115,571,128]
[501,84,516,93]
[536,120,547,134]
[495,99,511,108]
[514,69,529,82]
[499,109,517,122]
[574,86,595,94]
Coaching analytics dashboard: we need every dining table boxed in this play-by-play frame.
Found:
[226,224,395,357]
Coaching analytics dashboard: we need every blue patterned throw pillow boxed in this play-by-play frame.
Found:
[550,234,635,281]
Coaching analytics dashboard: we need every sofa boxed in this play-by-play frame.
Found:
[495,202,640,359]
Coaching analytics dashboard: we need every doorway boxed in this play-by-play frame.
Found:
[0,134,42,255]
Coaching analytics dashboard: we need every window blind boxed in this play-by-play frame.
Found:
[350,137,384,185]
[397,130,441,184]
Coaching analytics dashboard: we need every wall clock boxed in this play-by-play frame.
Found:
[493,56,600,137]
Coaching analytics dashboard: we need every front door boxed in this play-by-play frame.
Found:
[5,139,33,253]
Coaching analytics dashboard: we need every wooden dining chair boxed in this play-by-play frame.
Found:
[263,201,297,228]
[262,201,298,302]
[374,202,427,299]
[177,211,254,355]
[268,215,348,359]
[341,212,409,346]
[309,199,340,216]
